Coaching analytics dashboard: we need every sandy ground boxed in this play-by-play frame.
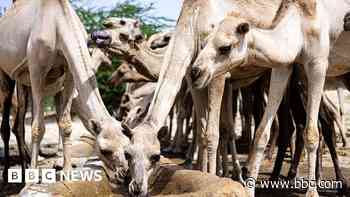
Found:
[0,90,350,196]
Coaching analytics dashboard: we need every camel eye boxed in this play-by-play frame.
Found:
[218,45,232,55]
[124,152,131,160]
[120,20,126,26]
[150,154,160,163]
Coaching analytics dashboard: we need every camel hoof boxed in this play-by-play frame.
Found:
[180,159,193,169]
[245,187,255,197]
[306,189,319,197]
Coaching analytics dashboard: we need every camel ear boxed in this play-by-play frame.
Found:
[90,119,102,135]
[122,122,133,139]
[236,23,250,35]
[157,126,168,140]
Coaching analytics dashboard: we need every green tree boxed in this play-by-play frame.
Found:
[71,0,173,114]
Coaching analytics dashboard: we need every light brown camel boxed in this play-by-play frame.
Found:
[0,0,139,180]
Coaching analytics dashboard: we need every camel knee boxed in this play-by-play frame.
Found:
[303,126,319,149]
[58,119,73,138]
[208,132,220,146]
[256,131,270,150]
[31,127,44,142]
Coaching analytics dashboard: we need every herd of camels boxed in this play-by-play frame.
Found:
[2,0,350,197]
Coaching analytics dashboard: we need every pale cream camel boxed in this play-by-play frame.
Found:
[191,1,350,197]
[0,0,137,179]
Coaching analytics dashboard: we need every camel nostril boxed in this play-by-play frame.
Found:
[135,34,144,43]
[91,31,98,41]
[132,184,142,196]
[191,67,202,81]
[119,33,130,42]
[100,149,113,158]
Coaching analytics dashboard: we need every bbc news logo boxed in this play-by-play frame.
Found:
[8,168,103,183]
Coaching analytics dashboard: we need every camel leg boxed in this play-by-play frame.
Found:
[28,82,46,169]
[216,137,224,176]
[55,72,74,172]
[27,38,55,169]
[319,98,349,193]
[287,91,306,180]
[191,85,208,172]
[336,86,348,148]
[221,82,243,182]
[246,67,292,197]
[271,93,295,180]
[207,76,225,174]
[266,118,279,162]
[0,74,15,183]
[303,58,328,197]
[190,76,225,173]
[287,124,305,180]
[173,110,185,154]
[315,137,323,181]
[240,89,254,150]
[12,84,31,181]
[184,111,196,168]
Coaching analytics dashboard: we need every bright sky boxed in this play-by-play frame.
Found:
[0,0,182,21]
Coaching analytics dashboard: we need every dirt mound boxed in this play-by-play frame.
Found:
[149,166,247,197]
[20,165,247,197]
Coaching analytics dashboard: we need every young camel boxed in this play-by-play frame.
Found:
[191,1,350,196]
[0,0,139,181]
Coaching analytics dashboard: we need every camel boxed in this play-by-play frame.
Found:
[0,0,141,181]
[190,1,350,196]
[0,46,113,182]
[99,1,350,197]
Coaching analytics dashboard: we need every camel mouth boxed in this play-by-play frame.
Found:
[192,72,212,89]
[103,162,129,185]
[107,46,125,56]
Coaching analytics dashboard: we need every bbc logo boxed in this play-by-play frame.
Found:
[8,168,103,183]
[8,169,56,183]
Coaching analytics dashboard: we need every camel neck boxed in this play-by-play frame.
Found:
[248,5,303,66]
[132,43,163,79]
[58,0,112,123]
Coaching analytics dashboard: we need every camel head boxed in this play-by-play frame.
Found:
[121,124,165,197]
[93,118,131,185]
[91,17,144,55]
[191,15,250,89]
[110,62,152,87]
[149,31,172,50]
[344,12,350,31]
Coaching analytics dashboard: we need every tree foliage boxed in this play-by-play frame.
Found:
[71,0,173,114]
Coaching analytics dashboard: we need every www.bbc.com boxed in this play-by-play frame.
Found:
[245,177,343,190]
